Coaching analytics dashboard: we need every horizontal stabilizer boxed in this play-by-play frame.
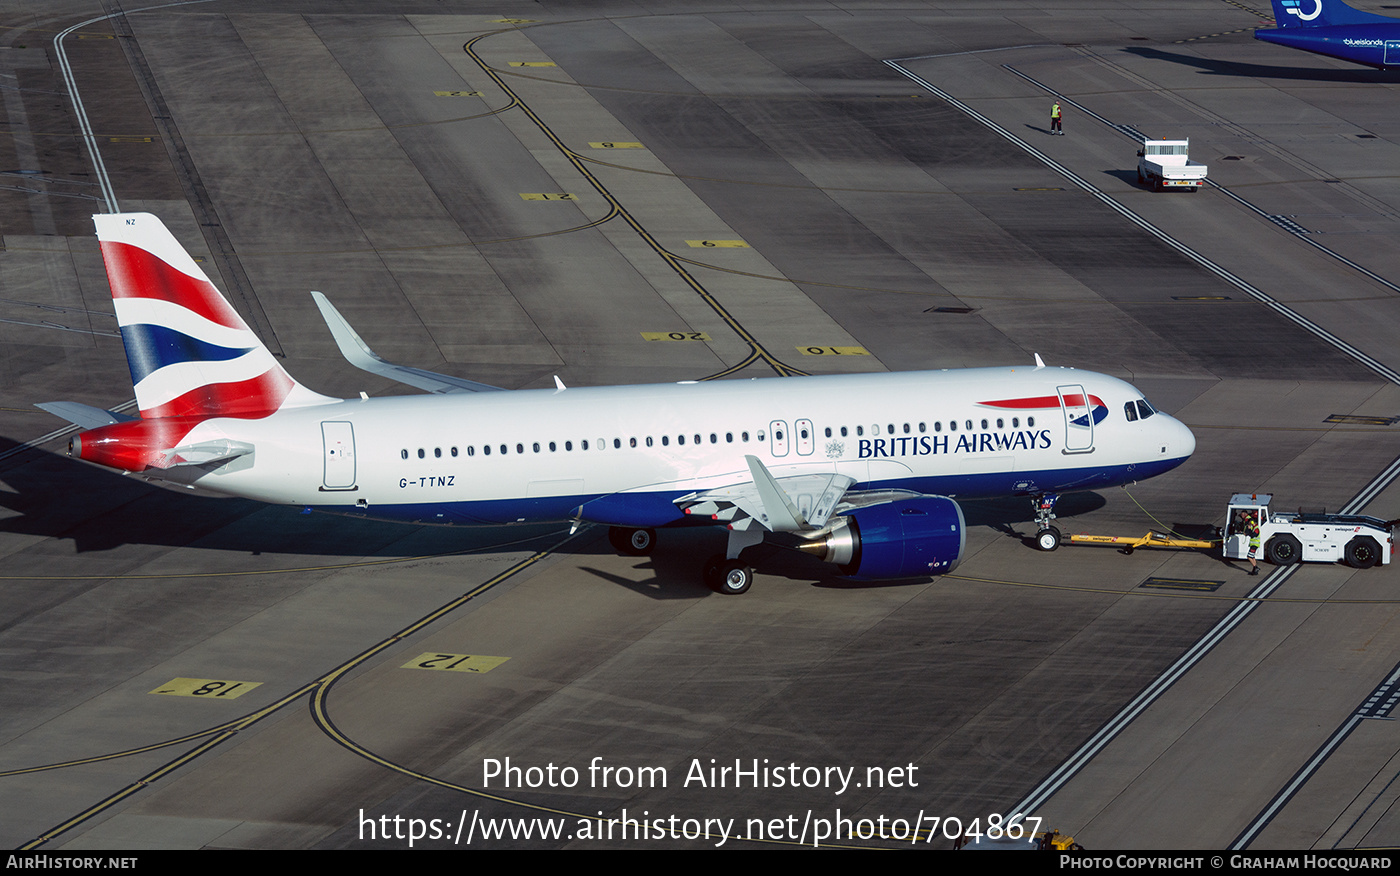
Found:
[36,401,137,429]
[311,292,504,394]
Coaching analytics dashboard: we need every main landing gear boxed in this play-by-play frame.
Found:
[608,526,655,556]
[701,526,764,594]
[1033,494,1061,551]
[703,558,754,595]
[608,525,763,595]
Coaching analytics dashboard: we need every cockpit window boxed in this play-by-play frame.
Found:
[1136,399,1155,419]
[1124,401,1138,422]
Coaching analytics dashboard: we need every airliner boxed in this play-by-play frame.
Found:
[42,213,1195,594]
[1255,0,1400,68]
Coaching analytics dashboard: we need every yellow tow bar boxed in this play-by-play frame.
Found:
[1069,531,1220,554]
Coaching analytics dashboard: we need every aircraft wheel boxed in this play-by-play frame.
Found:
[710,560,753,595]
[1266,534,1300,566]
[1036,526,1061,552]
[609,526,656,556]
[1345,536,1381,570]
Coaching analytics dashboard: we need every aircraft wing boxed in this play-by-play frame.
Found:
[311,291,505,394]
[675,455,855,533]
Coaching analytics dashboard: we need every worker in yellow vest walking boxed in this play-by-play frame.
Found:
[1050,101,1063,135]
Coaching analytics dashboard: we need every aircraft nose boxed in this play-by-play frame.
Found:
[1169,414,1195,459]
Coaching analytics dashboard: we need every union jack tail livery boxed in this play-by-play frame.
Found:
[94,212,330,420]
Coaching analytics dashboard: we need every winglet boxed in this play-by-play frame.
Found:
[1034,353,1045,369]
[310,291,504,394]
[745,455,808,531]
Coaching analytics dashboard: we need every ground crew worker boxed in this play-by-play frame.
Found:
[1244,511,1260,575]
[1051,101,1062,135]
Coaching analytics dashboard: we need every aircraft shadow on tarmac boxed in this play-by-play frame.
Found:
[1122,46,1400,83]
[5,436,1209,593]
[0,435,568,559]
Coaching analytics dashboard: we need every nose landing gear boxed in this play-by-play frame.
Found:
[1033,494,1061,551]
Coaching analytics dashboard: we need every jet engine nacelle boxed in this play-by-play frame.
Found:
[801,496,965,579]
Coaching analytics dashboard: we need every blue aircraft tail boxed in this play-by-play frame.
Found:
[1268,0,1392,27]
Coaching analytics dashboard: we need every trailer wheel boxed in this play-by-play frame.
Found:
[1266,534,1301,566]
[1345,536,1381,570]
[1036,526,1061,552]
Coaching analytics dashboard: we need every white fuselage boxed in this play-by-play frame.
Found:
[161,366,1194,529]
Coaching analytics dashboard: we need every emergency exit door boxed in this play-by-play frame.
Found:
[321,421,357,490]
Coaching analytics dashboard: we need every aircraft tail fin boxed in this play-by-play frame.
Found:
[1268,0,1391,27]
[93,212,333,419]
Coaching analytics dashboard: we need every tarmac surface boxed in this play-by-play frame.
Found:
[3,0,1400,850]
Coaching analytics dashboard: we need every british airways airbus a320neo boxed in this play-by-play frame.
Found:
[43,213,1195,594]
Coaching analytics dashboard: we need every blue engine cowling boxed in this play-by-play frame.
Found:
[804,496,965,579]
